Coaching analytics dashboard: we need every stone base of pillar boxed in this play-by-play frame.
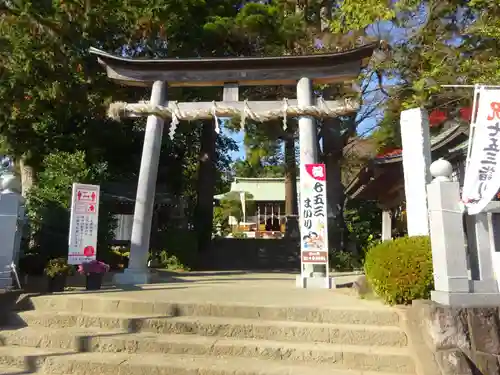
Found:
[301,264,328,278]
[113,268,151,285]
[431,290,500,307]
[470,279,499,293]
[295,275,335,289]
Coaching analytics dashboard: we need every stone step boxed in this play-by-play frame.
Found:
[0,345,70,371]
[0,345,414,375]
[27,294,401,326]
[10,311,408,347]
[0,363,69,375]
[0,364,46,375]
[0,326,415,373]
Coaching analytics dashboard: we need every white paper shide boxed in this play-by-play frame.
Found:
[68,183,100,265]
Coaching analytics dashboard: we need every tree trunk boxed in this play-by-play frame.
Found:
[19,156,35,198]
[322,118,347,253]
[284,130,300,237]
[195,120,217,253]
[284,133,298,216]
[18,155,37,250]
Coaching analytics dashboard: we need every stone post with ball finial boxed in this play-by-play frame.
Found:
[428,158,500,306]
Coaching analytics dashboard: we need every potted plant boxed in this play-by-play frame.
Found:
[77,260,110,290]
[44,258,73,293]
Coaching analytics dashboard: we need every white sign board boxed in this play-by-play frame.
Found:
[300,164,329,275]
[463,87,500,214]
[68,183,100,265]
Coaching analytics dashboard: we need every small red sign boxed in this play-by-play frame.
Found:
[488,102,500,120]
[304,164,326,181]
[76,189,97,203]
[301,251,328,263]
[83,246,95,257]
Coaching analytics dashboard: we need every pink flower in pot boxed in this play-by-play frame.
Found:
[78,260,110,291]
[77,260,110,275]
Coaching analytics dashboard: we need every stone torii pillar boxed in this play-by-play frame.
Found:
[400,108,432,236]
[296,77,319,282]
[114,81,167,285]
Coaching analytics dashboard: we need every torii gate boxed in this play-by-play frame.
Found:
[90,43,376,287]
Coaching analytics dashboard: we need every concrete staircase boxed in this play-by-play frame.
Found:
[0,294,417,375]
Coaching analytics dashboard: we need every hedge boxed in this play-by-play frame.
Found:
[364,236,433,305]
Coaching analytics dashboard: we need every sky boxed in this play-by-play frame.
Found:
[223,124,245,161]
[223,72,391,161]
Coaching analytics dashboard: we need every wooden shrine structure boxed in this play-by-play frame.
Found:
[346,123,469,240]
[90,43,377,286]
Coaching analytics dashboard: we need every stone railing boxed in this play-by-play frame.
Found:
[427,159,500,306]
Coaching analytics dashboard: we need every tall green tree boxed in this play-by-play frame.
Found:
[332,0,500,150]
[217,0,374,244]
[0,0,239,258]
[232,159,285,178]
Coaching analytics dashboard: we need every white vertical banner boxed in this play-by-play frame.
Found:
[240,191,246,223]
[462,86,500,215]
[300,164,329,275]
[68,183,100,265]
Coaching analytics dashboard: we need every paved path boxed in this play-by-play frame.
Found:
[61,271,387,310]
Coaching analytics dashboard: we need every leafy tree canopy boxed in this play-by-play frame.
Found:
[332,0,500,149]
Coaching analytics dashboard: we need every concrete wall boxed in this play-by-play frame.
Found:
[199,239,300,271]
[406,300,500,375]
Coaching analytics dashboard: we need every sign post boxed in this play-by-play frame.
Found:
[68,183,100,265]
[296,163,331,289]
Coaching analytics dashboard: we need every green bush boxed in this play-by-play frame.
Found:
[18,252,46,275]
[212,206,230,238]
[102,247,130,270]
[231,230,247,239]
[152,228,198,269]
[25,151,116,265]
[44,257,73,278]
[364,236,433,305]
[219,191,255,224]
[344,199,382,254]
[156,250,190,271]
[330,251,361,272]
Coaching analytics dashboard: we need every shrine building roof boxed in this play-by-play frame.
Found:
[214,177,298,202]
[345,124,469,206]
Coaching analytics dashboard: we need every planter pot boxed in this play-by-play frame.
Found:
[47,274,67,293]
[85,273,104,290]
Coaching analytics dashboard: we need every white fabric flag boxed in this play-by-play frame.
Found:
[240,191,246,223]
[462,87,500,214]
